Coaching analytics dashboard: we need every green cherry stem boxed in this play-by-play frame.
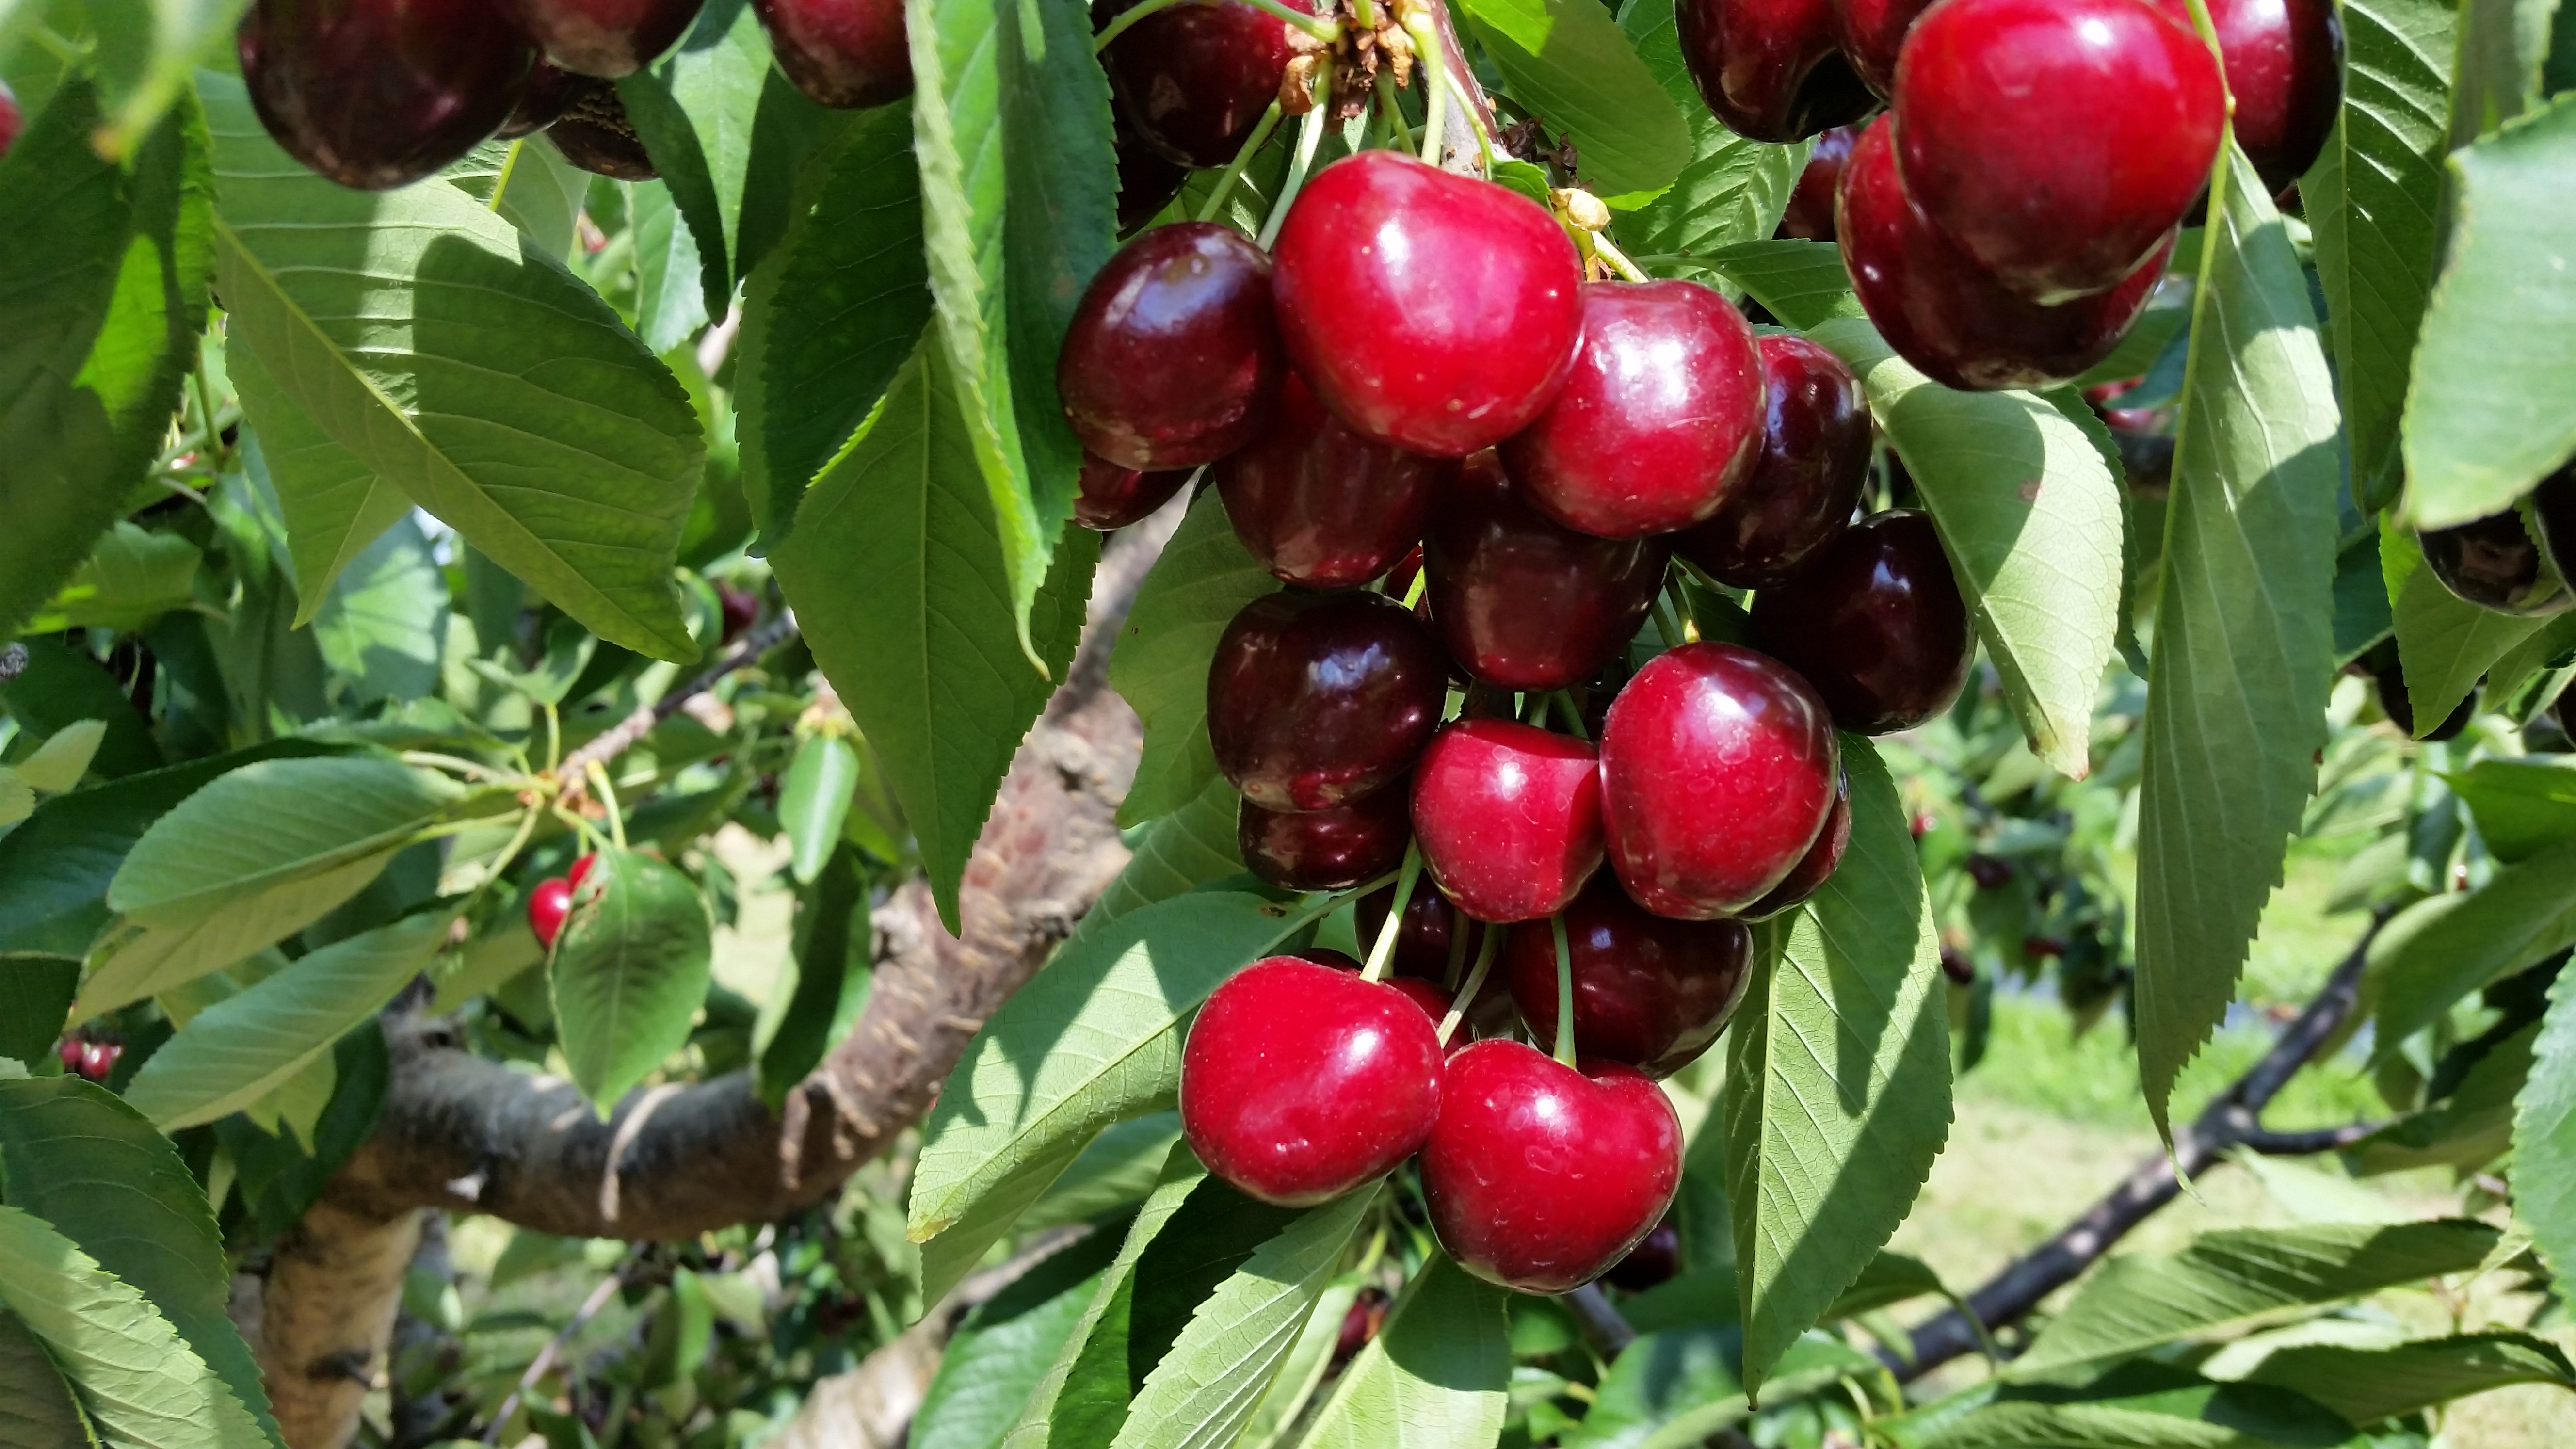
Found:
[1404,11,1449,166]
[1197,100,1285,224]
[1551,691,1591,741]
[1588,230,1651,284]
[1256,63,1335,249]
[1095,0,1338,51]
[1362,838,1426,982]
[1549,912,1578,1067]
[1441,913,1473,990]
[1371,68,1405,148]
[585,759,629,852]
[1438,925,1500,1047]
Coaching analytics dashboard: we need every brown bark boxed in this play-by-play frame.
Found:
[252,1202,426,1449]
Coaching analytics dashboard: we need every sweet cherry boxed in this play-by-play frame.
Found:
[499,59,580,136]
[2418,510,2570,617]
[1831,0,1934,97]
[494,0,703,77]
[2206,0,2344,193]
[1424,453,1670,690]
[1775,122,1860,240]
[1217,371,1452,587]
[1181,958,1446,1207]
[1075,451,1191,531]
[1387,976,1458,1030]
[568,852,600,888]
[1060,222,1284,471]
[1099,0,1316,168]
[1357,882,1468,982]
[1676,334,1869,589]
[1605,1218,1683,1291]
[1741,770,1850,919]
[1674,0,1874,143]
[1505,878,1752,1076]
[528,876,575,949]
[1752,510,1974,732]
[57,1037,84,1073]
[239,0,537,190]
[1240,789,1412,891]
[716,584,760,644]
[544,77,658,179]
[1207,590,1447,812]
[753,0,911,108]
[79,1040,121,1083]
[1410,720,1604,923]
[0,80,19,161]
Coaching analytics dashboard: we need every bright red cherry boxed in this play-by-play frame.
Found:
[1500,281,1766,539]
[1272,152,1584,458]
[493,0,703,77]
[79,1040,119,1082]
[1893,0,2224,303]
[1741,770,1849,919]
[1075,451,1191,531]
[1424,454,1669,691]
[1839,117,2170,391]
[2418,510,2570,617]
[1357,882,1468,982]
[1599,643,1839,919]
[1676,334,1869,589]
[1775,122,1860,240]
[528,876,575,949]
[1180,958,1446,1207]
[1605,1218,1683,1291]
[1217,371,1452,587]
[2206,0,2344,193]
[1673,0,1875,143]
[239,0,537,190]
[1206,590,1448,812]
[1752,510,1974,732]
[1410,720,1604,924]
[57,1037,84,1073]
[1240,789,1412,891]
[1099,0,1317,168]
[753,0,911,108]
[1420,1040,1682,1293]
[1386,976,1457,1030]
[541,76,657,179]
[567,853,599,889]
[1060,222,1284,471]
[1504,878,1752,1077]
[1831,0,1934,97]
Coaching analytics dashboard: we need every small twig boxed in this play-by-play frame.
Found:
[485,1262,628,1439]
[554,610,798,792]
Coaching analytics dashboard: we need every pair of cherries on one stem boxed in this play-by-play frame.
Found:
[526,851,599,950]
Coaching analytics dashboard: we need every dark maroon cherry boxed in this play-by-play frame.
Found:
[1500,280,1766,539]
[1604,1218,1683,1291]
[1180,958,1446,1207]
[493,0,703,77]
[0,80,19,161]
[1061,222,1284,471]
[1839,117,2170,391]
[1075,451,1191,531]
[1420,1040,1682,1293]
[1676,334,1869,589]
[1752,510,1973,733]
[1099,0,1317,168]
[1893,0,2224,303]
[1939,945,1975,985]
[1599,642,1839,919]
[1424,454,1670,691]
[1334,1288,1390,1367]
[2364,641,2473,742]
[1505,877,1752,1077]
[716,585,758,644]
[1387,976,1457,1031]
[1115,111,1193,232]
[1217,371,1452,587]
[1302,948,1363,969]
[1206,590,1447,812]
[1830,0,1933,97]
[2418,510,2570,617]
[1964,853,2014,890]
[1674,0,1875,143]
[498,58,580,136]
[1741,770,1849,919]
[1272,152,1584,458]
[1775,122,1860,240]
[1357,882,1467,982]
[528,876,574,949]
[2206,0,2343,193]
[1240,788,1412,891]
[2535,466,2576,584]
[1410,720,1604,924]
[239,0,537,190]
[753,0,911,108]
[545,76,657,178]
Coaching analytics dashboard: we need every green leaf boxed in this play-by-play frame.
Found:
[2368,837,2576,1052]
[2344,1020,2531,1174]
[1899,1375,2354,1449]
[1237,1281,1358,1449]
[2008,1220,2500,1380]
[1293,1254,1509,1449]
[2383,519,2553,733]
[0,638,162,779]
[630,178,712,354]
[200,69,706,662]
[27,522,200,633]
[755,844,871,1106]
[1723,737,1950,1400]
[0,1305,86,1449]
[778,734,860,886]
[1696,239,1861,328]
[913,1231,1124,1449]
[2249,1331,2576,1426]
[2402,96,2576,528]
[43,0,249,159]
[1458,0,1693,200]
[769,339,1094,930]
[1109,491,1275,829]
[215,1026,389,1240]
[2515,963,2576,1278]
[80,851,396,1022]
[122,911,449,1131]
[2133,145,2344,1141]
[312,513,448,708]
[14,720,107,795]
[1811,320,2125,778]
[1562,1328,1877,1449]
[1024,1113,1186,1231]
[2449,757,2576,862]
[447,136,590,260]
[1077,777,1245,950]
[549,848,714,1110]
[225,343,410,614]
[0,75,213,641]
[1614,0,1806,244]
[0,964,76,1070]
[2448,0,2555,146]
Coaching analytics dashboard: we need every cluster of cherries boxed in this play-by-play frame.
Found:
[525,851,598,950]
[1059,136,1975,1290]
[53,1031,124,1083]
[1682,0,2340,392]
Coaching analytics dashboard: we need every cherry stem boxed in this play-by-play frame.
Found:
[1549,913,1578,1067]
[1399,567,1427,610]
[1551,691,1590,742]
[1362,839,1425,983]
[584,759,628,852]
[488,139,524,214]
[1438,926,1501,1047]
[1653,593,1688,651]
[1588,231,1649,284]
[1257,60,1336,250]
[1094,0,1338,51]
[1402,11,1449,165]
[1197,101,1286,225]
[1441,917,1473,990]
[1371,68,1405,148]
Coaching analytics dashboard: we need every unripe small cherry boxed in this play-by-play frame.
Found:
[529,877,576,949]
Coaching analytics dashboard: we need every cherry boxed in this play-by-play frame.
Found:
[493,0,702,77]
[1741,769,1849,918]
[1893,0,2223,304]
[1216,371,1452,587]
[2364,641,2473,741]
[1604,1218,1683,1292]
[1302,948,1364,969]
[1240,788,1412,891]
[239,0,537,191]
[1831,0,1934,97]
[57,1037,84,1073]
[1964,854,2014,889]
[1356,882,1467,982]
[1410,720,1604,924]
[1939,945,1974,985]
[528,876,575,949]
[545,77,658,179]
[1505,877,1753,1077]
[79,1040,121,1082]
[1060,222,1284,471]
[1272,152,1584,458]
[1115,113,1193,232]
[1180,958,1446,1207]
[1751,510,1972,732]
[1206,590,1448,812]
[1775,122,1860,241]
[1075,451,1191,531]
[2418,510,2570,617]
[1334,1288,1390,1367]
[0,80,18,161]
[1500,281,1766,539]
[1424,453,1670,690]
[1675,334,1869,590]
[568,852,600,889]
[716,584,760,644]
[752,0,911,109]
[1383,545,1424,604]
[2206,0,2344,193]
[1386,976,1457,1029]
[1098,0,1316,168]
[499,58,580,136]
[1599,642,1839,919]
[1673,0,1875,144]
[1839,117,2169,391]
[2536,466,2576,584]
[1420,1040,1682,1294]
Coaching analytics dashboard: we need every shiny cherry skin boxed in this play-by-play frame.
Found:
[1075,451,1191,531]
[753,0,911,108]
[568,852,600,889]
[1600,642,1839,918]
[2206,0,2344,193]
[1893,0,2224,303]
[1775,122,1860,240]
[1061,223,1284,471]
[1272,152,1584,458]
[2419,509,2571,617]
[1240,788,1412,891]
[0,80,19,161]
[1217,371,1452,587]
[493,0,703,77]
[1741,771,1849,918]
[1410,720,1604,924]
[1099,0,1315,168]
[80,1040,120,1082]
[498,58,580,136]
[527,876,575,949]
[1421,1040,1683,1294]
[1674,0,1875,143]
[1501,281,1766,539]
[542,76,657,179]
[1505,877,1752,1077]
[1752,510,1974,732]
[1425,454,1670,691]
[1115,112,1193,232]
[1304,947,1462,1034]
[1831,0,1934,97]
[1839,117,2170,391]
[1605,1218,1683,1291]
[2534,466,2576,584]
[239,0,537,190]
[1676,334,1870,589]
[1357,882,1467,982]
[57,1037,85,1073]
[1180,958,1446,1207]
[1206,590,1448,812]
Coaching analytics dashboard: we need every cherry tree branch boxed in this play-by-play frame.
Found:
[552,609,801,791]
